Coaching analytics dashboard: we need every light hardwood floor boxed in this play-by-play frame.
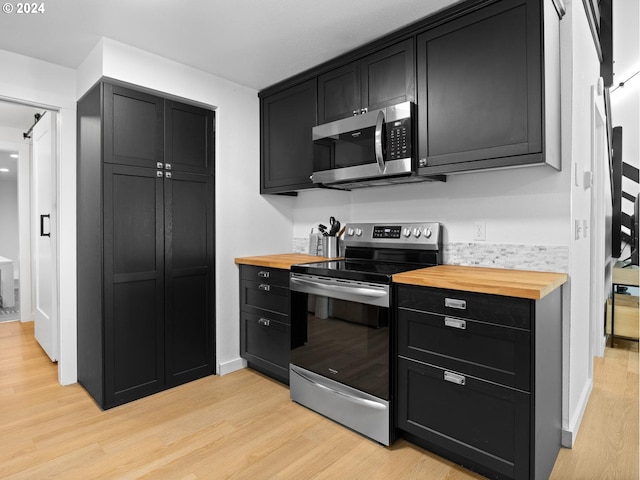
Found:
[0,321,637,479]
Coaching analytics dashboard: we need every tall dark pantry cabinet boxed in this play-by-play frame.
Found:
[77,81,215,409]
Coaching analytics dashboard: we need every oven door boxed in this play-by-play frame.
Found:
[289,273,390,399]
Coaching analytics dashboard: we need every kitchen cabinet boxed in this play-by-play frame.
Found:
[395,284,562,480]
[239,265,291,384]
[77,81,215,409]
[318,39,415,124]
[260,78,317,194]
[416,0,559,174]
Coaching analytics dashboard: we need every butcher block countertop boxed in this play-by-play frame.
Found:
[393,265,568,300]
[234,253,334,270]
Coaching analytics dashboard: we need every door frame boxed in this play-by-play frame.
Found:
[0,97,61,364]
[589,82,610,360]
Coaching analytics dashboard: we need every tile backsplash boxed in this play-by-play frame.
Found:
[293,237,569,273]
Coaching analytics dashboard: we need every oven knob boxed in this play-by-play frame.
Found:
[403,228,411,237]
[355,228,363,236]
[347,228,355,236]
[423,227,432,238]
[413,228,421,238]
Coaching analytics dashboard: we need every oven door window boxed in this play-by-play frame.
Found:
[291,292,389,400]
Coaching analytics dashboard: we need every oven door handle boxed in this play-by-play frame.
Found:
[291,366,386,411]
[290,276,387,299]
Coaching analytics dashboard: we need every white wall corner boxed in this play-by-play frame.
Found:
[76,38,105,99]
[562,377,593,447]
[218,357,247,376]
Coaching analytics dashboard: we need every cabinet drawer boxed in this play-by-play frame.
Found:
[397,357,530,479]
[240,265,290,287]
[241,280,290,322]
[397,285,531,329]
[241,312,290,381]
[398,308,530,390]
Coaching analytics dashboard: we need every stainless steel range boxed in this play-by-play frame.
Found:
[289,222,442,445]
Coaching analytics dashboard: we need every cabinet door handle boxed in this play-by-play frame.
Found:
[156,162,164,169]
[444,371,466,386]
[258,284,271,292]
[165,163,172,171]
[165,172,172,179]
[156,171,164,178]
[445,298,467,310]
[444,317,466,330]
[258,318,271,327]
[258,271,270,279]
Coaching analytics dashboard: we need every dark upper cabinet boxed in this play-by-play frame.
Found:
[318,39,415,123]
[260,78,317,194]
[165,101,215,175]
[103,84,164,168]
[417,0,548,174]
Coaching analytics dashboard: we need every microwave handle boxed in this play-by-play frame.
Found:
[374,110,385,172]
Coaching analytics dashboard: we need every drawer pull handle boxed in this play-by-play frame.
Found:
[258,284,271,292]
[444,317,466,330]
[258,318,271,327]
[258,271,270,279]
[444,371,466,386]
[445,298,467,310]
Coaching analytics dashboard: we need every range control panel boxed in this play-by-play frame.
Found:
[343,222,442,250]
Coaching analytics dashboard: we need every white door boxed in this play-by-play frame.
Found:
[32,111,58,362]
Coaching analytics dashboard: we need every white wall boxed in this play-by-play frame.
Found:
[558,0,603,446]
[77,38,296,375]
[0,49,77,385]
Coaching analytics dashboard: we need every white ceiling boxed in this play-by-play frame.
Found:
[0,0,460,92]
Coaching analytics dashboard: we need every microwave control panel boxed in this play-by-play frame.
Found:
[387,118,412,160]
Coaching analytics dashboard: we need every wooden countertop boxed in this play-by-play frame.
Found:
[393,265,568,300]
[234,253,335,270]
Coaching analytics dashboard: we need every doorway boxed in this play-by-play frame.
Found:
[0,99,59,361]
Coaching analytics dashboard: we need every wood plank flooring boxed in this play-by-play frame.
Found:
[0,321,637,479]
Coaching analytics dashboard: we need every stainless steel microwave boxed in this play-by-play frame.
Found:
[311,101,435,189]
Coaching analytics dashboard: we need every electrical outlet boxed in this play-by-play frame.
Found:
[473,221,486,241]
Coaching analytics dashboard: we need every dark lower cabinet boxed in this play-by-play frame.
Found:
[395,284,562,480]
[238,265,291,383]
[78,80,215,409]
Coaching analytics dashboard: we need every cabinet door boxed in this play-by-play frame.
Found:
[360,38,415,112]
[165,101,215,175]
[103,164,165,407]
[240,311,290,384]
[261,79,317,194]
[103,84,164,168]
[417,0,542,173]
[317,62,360,123]
[164,171,215,387]
[397,357,530,480]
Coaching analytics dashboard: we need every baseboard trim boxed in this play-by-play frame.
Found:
[562,377,594,447]
[217,357,247,376]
